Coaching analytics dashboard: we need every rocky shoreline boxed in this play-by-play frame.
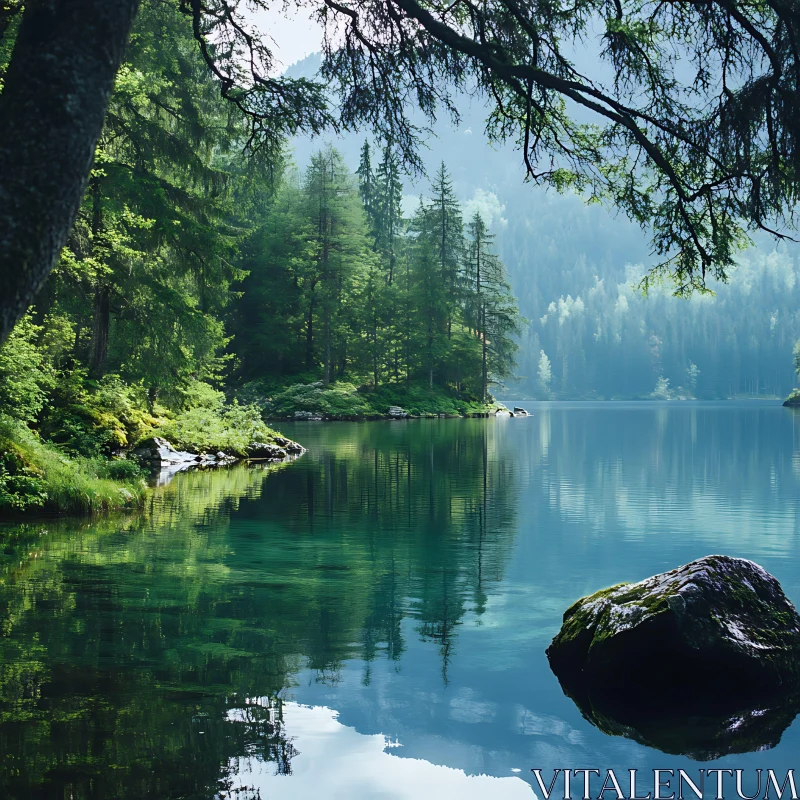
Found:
[268,403,523,422]
[133,435,305,484]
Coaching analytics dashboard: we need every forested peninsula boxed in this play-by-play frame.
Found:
[0,3,520,514]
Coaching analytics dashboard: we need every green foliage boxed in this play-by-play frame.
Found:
[0,417,145,514]
[39,372,158,458]
[0,313,54,423]
[266,382,373,419]
[464,211,523,401]
[235,146,523,409]
[158,402,281,456]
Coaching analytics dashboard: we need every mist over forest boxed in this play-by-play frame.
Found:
[287,54,800,400]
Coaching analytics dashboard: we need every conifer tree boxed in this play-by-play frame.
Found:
[374,147,404,287]
[465,212,522,401]
[408,199,452,388]
[356,141,377,234]
[303,145,373,384]
[426,163,464,340]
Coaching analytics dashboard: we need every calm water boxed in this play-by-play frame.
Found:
[2,401,800,799]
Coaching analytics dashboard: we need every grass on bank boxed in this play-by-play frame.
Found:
[0,417,146,514]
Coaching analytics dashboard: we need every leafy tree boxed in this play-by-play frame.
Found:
[0,313,53,422]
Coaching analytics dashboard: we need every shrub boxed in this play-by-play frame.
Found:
[266,381,372,419]
[0,416,145,514]
[156,402,280,456]
[0,313,55,423]
[97,458,145,482]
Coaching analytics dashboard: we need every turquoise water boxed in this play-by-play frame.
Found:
[1,401,799,798]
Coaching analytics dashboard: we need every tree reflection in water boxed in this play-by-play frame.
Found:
[0,420,518,799]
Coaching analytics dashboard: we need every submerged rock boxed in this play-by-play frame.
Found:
[547,556,800,710]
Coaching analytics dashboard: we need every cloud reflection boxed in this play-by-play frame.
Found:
[225,702,535,799]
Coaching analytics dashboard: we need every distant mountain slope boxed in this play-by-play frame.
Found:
[285,54,800,399]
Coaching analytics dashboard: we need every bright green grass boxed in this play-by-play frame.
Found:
[0,417,145,514]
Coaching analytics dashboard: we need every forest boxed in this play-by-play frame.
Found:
[5,0,800,512]
[0,1,520,513]
[283,53,800,403]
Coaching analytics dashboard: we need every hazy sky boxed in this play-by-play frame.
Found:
[249,7,324,72]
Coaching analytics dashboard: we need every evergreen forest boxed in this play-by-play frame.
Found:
[0,2,521,513]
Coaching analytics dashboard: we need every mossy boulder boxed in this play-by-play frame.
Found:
[547,556,800,711]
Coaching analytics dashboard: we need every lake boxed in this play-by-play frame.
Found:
[2,401,800,799]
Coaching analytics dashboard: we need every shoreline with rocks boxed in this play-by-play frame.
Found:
[133,434,306,485]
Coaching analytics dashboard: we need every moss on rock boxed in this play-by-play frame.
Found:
[547,556,800,757]
[548,556,800,709]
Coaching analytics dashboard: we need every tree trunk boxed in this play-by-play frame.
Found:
[305,297,315,369]
[89,284,110,378]
[481,305,488,403]
[0,0,139,346]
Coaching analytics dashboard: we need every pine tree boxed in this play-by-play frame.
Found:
[465,212,523,401]
[374,147,404,287]
[303,145,373,384]
[356,141,377,233]
[427,163,464,339]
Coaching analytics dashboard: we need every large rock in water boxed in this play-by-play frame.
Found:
[547,555,800,710]
[546,556,800,758]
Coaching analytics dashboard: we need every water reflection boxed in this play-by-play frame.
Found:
[0,421,517,798]
[225,702,535,799]
[4,406,800,797]
[560,698,800,762]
